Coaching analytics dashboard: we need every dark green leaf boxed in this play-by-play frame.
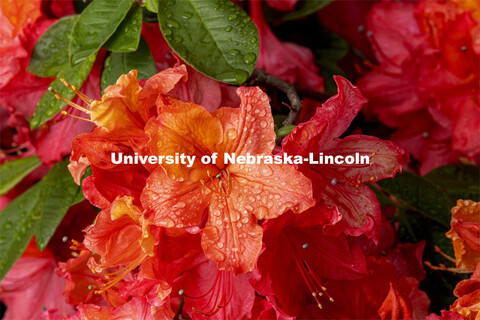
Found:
[101,37,157,92]
[378,171,453,227]
[281,0,335,21]
[0,157,42,196]
[72,167,92,204]
[0,183,42,281]
[367,183,397,208]
[103,3,142,52]
[157,0,259,84]
[425,164,480,201]
[276,125,296,138]
[30,53,96,129]
[69,0,134,65]
[144,0,159,13]
[28,15,78,77]
[315,31,349,94]
[35,159,83,250]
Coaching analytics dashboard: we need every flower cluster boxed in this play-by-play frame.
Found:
[356,0,480,174]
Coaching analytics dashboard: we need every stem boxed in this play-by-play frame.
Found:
[246,68,302,127]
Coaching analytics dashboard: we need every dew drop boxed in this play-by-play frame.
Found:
[166,19,180,29]
[331,178,337,185]
[225,26,232,32]
[227,129,237,139]
[229,49,240,56]
[243,52,256,65]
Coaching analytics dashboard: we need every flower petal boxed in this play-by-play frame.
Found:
[378,283,414,320]
[228,163,315,220]
[137,64,188,121]
[141,167,210,228]
[90,70,144,131]
[145,100,222,180]
[201,194,263,274]
[321,182,381,241]
[212,87,276,160]
[322,135,407,184]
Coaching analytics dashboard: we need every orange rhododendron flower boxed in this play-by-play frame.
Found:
[83,196,155,291]
[446,199,480,271]
[141,86,315,274]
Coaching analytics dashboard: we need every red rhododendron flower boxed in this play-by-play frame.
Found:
[141,85,314,274]
[253,209,368,317]
[283,76,407,240]
[358,0,480,173]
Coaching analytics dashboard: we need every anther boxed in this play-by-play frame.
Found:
[330,178,337,185]
[88,285,93,290]
[59,78,93,104]
[461,46,467,51]
[302,243,309,249]
[215,173,222,179]
[62,236,68,242]
[51,88,91,114]
[329,297,335,302]
[61,111,93,122]
[318,303,323,309]
[179,289,184,295]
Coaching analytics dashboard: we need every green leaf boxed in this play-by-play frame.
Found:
[0,183,42,281]
[367,183,397,208]
[425,164,480,201]
[69,0,134,65]
[377,171,453,227]
[30,53,96,129]
[0,157,42,196]
[103,3,142,52]
[101,37,157,92]
[315,31,349,94]
[27,15,78,77]
[144,0,159,13]
[157,0,259,84]
[35,159,82,250]
[281,0,335,21]
[276,125,296,138]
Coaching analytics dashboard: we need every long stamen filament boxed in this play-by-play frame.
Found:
[61,111,93,122]
[50,88,91,114]
[59,78,93,104]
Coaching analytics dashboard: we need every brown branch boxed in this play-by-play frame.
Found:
[246,68,302,127]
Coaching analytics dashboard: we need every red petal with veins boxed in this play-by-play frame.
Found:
[202,193,263,275]
[378,283,414,320]
[228,163,314,220]
[175,259,255,320]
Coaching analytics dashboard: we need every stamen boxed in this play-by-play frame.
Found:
[434,245,456,263]
[59,78,93,104]
[94,254,146,293]
[424,261,472,274]
[215,173,222,179]
[50,88,91,114]
[61,111,93,122]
